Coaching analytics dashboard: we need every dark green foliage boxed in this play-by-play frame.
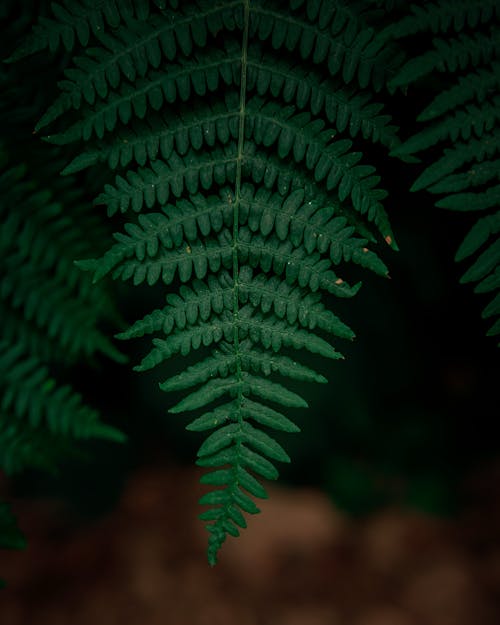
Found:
[0,145,126,474]
[21,0,397,563]
[0,147,124,365]
[0,141,127,576]
[5,0,498,573]
[6,0,179,61]
[389,0,500,345]
[2,1,126,573]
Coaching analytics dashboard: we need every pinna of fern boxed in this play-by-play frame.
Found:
[22,0,398,564]
[5,0,180,62]
[388,0,500,346]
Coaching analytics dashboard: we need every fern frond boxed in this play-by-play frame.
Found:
[391,0,500,346]
[0,144,126,501]
[27,0,398,563]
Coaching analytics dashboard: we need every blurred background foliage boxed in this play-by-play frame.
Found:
[1,1,498,533]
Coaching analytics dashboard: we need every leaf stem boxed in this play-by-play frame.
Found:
[232,0,250,416]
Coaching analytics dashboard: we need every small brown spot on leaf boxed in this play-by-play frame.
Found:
[363,247,369,253]
[186,245,192,254]
[335,278,343,285]
[385,235,392,246]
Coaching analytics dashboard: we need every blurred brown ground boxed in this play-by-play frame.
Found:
[1,462,500,625]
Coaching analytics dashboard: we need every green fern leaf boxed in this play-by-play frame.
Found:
[0,144,127,527]
[392,0,500,346]
[27,0,398,563]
